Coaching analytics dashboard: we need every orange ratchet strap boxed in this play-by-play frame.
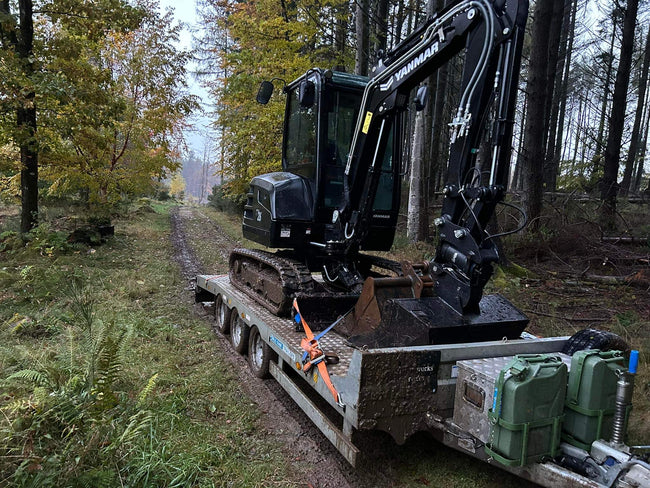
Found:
[293,299,344,408]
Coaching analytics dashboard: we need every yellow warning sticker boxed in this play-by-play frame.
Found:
[362,111,373,134]
[313,372,319,384]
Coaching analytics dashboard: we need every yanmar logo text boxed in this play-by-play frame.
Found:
[380,42,440,91]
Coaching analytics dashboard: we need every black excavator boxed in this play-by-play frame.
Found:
[230,0,530,348]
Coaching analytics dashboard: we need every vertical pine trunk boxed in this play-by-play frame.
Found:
[600,0,640,229]
[394,0,405,44]
[372,0,389,64]
[355,0,369,75]
[16,0,38,233]
[544,0,573,192]
[512,94,527,191]
[620,27,650,196]
[634,101,650,192]
[593,19,618,175]
[407,113,425,241]
[428,0,448,197]
[552,0,578,183]
[521,0,555,230]
[541,0,567,155]
[333,0,349,71]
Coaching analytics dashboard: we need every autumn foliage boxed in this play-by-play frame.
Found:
[195,0,353,198]
[0,0,197,212]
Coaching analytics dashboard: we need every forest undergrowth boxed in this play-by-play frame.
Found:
[0,201,299,487]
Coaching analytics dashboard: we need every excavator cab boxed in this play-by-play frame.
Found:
[243,69,401,266]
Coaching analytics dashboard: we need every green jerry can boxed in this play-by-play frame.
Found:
[562,349,626,450]
[485,354,567,467]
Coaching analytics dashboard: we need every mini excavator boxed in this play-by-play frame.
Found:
[230,0,531,348]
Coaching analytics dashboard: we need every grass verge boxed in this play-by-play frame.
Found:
[0,203,299,487]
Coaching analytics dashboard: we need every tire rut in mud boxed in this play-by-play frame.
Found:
[169,206,354,488]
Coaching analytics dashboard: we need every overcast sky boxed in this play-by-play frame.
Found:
[158,0,214,157]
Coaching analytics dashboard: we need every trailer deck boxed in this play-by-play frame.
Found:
[195,274,648,488]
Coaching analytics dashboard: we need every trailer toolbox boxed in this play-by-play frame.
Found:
[454,354,568,467]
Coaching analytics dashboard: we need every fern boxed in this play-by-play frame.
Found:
[5,369,51,388]
[118,410,154,447]
[92,323,132,410]
[137,373,159,408]
[72,468,116,488]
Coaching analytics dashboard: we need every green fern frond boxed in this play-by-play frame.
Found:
[114,410,153,449]
[5,369,51,388]
[136,373,159,408]
[72,468,116,488]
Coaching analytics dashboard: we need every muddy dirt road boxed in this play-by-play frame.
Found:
[169,206,535,488]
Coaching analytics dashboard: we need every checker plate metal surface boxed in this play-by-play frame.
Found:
[207,275,355,377]
[453,354,571,442]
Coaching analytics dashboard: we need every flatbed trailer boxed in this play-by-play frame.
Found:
[195,274,650,488]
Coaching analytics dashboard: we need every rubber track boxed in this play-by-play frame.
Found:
[229,248,315,316]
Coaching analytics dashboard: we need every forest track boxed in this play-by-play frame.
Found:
[170,206,354,488]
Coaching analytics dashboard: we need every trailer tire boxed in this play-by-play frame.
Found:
[248,326,273,379]
[562,328,629,355]
[229,310,250,354]
[214,294,231,335]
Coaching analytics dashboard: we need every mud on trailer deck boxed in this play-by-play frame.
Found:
[195,274,650,488]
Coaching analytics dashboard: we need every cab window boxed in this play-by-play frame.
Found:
[284,82,318,180]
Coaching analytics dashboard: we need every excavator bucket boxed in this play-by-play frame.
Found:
[336,276,417,337]
[334,263,529,349]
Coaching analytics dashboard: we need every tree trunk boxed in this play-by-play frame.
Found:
[593,16,618,176]
[634,99,650,192]
[552,0,578,183]
[394,0,405,45]
[12,0,38,233]
[333,0,349,71]
[544,0,573,192]
[542,0,567,155]
[372,0,388,65]
[521,0,555,230]
[620,26,650,196]
[407,111,425,241]
[428,0,449,198]
[355,0,369,76]
[600,0,640,229]
[572,95,583,170]
[512,94,527,191]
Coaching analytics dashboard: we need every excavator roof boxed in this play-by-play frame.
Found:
[329,71,369,90]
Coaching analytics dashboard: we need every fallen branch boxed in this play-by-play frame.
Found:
[584,271,650,289]
[601,236,649,245]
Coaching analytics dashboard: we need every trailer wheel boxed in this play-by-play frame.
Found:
[248,326,273,379]
[562,328,629,355]
[229,310,250,354]
[214,294,231,334]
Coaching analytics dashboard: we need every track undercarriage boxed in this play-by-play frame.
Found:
[228,248,413,333]
[229,248,317,316]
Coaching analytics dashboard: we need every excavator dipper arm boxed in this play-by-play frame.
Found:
[332,0,528,314]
